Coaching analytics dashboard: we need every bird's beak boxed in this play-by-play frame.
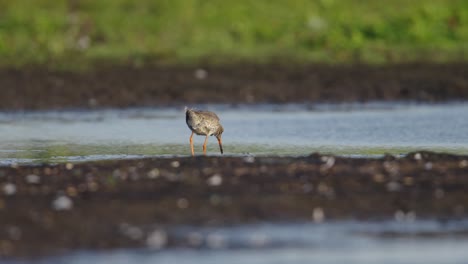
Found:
[216,135,223,154]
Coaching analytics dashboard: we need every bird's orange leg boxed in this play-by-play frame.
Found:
[189,132,195,156]
[202,135,209,155]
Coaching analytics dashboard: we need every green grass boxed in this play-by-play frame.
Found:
[1,0,468,68]
[4,143,468,164]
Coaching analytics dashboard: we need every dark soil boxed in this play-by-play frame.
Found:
[1,151,468,257]
[1,63,468,110]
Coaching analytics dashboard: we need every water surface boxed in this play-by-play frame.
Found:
[0,102,467,164]
[6,220,468,264]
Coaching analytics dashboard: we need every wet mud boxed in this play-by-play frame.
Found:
[1,151,468,257]
[1,63,468,110]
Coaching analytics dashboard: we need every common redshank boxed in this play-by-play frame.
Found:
[185,107,224,156]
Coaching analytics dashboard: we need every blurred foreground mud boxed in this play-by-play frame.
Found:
[1,151,468,256]
[1,63,468,110]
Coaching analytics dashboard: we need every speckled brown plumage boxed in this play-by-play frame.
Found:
[185,107,224,156]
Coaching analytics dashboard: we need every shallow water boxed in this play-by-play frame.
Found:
[6,220,468,264]
[0,102,467,164]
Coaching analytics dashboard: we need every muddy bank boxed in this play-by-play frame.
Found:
[0,151,468,256]
[1,63,468,110]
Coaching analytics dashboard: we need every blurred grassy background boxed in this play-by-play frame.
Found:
[0,0,467,68]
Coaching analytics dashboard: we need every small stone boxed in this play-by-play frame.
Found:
[424,162,433,170]
[25,174,40,184]
[88,98,98,107]
[414,153,422,160]
[146,229,167,250]
[52,195,73,211]
[147,168,160,179]
[394,210,406,221]
[194,68,208,80]
[3,183,16,196]
[207,174,223,186]
[320,156,335,170]
[113,169,122,178]
[120,224,144,241]
[394,210,416,222]
[243,156,255,163]
[170,161,180,168]
[312,207,325,223]
[65,163,74,170]
[383,161,399,176]
[459,160,468,168]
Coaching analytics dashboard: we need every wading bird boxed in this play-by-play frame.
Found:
[185,107,224,156]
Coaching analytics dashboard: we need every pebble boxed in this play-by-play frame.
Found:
[146,229,167,250]
[320,156,335,170]
[194,68,208,80]
[243,156,255,163]
[414,153,422,160]
[52,195,73,211]
[312,207,325,223]
[3,183,16,196]
[25,174,40,184]
[424,162,433,170]
[170,161,180,168]
[65,163,74,170]
[460,160,468,168]
[394,210,416,222]
[120,224,143,241]
[207,174,223,186]
[147,168,160,179]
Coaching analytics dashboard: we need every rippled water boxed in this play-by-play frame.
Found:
[6,220,468,264]
[0,102,467,164]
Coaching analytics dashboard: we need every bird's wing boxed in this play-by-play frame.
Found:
[197,110,220,121]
